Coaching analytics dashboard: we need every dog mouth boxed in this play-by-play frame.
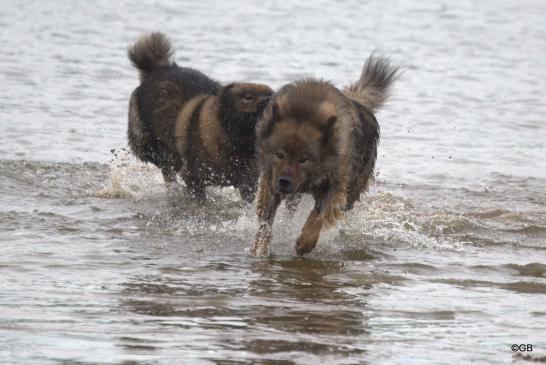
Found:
[278,186,295,194]
[276,178,297,194]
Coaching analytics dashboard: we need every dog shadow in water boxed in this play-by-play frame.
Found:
[117,256,371,361]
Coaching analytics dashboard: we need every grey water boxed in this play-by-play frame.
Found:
[1,0,545,364]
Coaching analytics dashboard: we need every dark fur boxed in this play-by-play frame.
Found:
[127,32,273,201]
[251,55,399,256]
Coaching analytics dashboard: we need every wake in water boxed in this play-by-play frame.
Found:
[90,148,476,256]
[2,149,540,259]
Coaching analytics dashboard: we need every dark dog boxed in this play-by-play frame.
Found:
[127,32,273,201]
[251,54,399,255]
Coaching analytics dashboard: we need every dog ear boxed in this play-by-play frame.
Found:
[320,115,337,145]
[219,83,236,96]
[271,101,281,122]
[218,83,238,104]
[258,101,281,140]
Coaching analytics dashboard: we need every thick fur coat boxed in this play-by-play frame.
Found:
[127,32,273,201]
[252,55,399,255]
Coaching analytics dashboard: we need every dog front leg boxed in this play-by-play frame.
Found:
[295,189,345,256]
[161,166,176,187]
[295,198,323,256]
[250,176,281,256]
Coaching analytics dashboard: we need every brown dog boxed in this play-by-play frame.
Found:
[127,33,273,201]
[251,54,399,255]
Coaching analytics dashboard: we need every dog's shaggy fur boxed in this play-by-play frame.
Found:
[251,54,399,256]
[127,32,273,201]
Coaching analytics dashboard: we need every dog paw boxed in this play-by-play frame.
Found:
[249,238,270,257]
[249,243,270,257]
[295,235,318,256]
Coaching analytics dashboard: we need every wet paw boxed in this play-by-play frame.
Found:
[295,233,318,256]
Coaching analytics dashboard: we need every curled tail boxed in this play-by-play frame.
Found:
[128,32,174,80]
[343,53,400,112]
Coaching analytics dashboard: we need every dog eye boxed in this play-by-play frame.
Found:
[298,157,309,164]
[242,94,255,102]
[275,152,285,159]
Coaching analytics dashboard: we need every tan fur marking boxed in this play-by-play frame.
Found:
[174,94,209,157]
[273,122,322,144]
[254,84,274,94]
[252,173,281,256]
[322,191,346,228]
[128,91,140,130]
[256,173,273,219]
[296,211,323,255]
[199,97,228,162]
[275,94,289,112]
[318,102,336,119]
[296,124,322,142]
[232,83,273,94]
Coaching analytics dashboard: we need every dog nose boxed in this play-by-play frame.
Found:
[278,177,292,192]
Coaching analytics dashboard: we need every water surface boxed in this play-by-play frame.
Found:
[1,0,545,364]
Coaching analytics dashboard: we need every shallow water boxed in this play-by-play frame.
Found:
[1,0,545,364]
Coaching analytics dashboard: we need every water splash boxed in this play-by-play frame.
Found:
[88,150,539,254]
[93,147,165,199]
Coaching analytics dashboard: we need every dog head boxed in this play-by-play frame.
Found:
[257,83,339,194]
[218,83,274,155]
[220,83,273,113]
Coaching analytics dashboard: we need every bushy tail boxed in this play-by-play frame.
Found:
[128,32,174,80]
[343,53,400,112]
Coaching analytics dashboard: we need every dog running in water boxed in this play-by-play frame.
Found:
[252,54,399,256]
[127,32,273,202]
